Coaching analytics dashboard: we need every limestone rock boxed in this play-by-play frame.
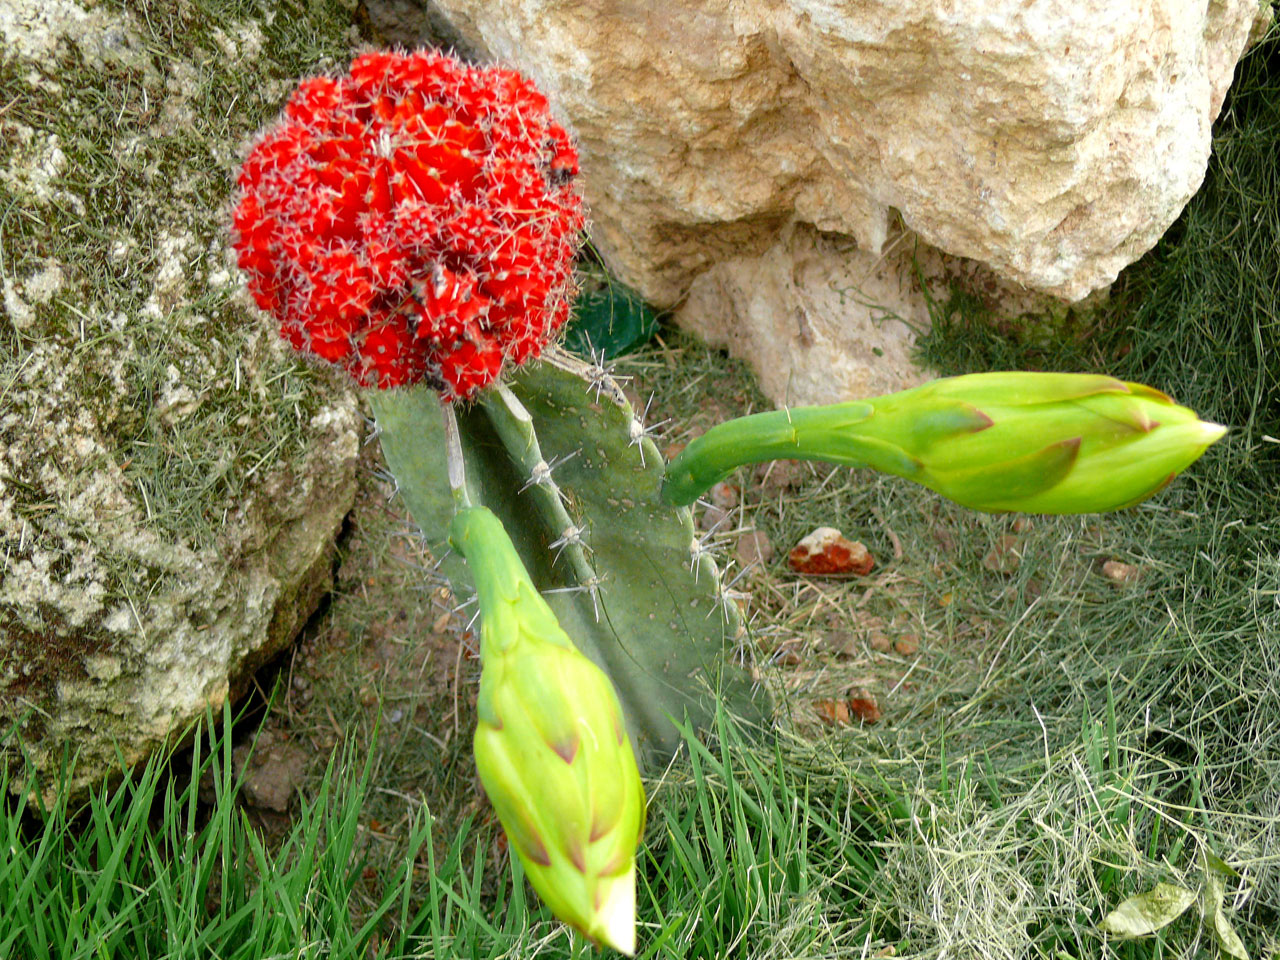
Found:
[0,0,360,794]
[676,224,935,405]
[356,0,478,54]
[676,222,1072,404]
[433,0,1264,304]
[428,0,1266,391]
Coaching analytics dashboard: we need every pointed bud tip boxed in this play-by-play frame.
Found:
[1199,421,1229,446]
[590,868,636,954]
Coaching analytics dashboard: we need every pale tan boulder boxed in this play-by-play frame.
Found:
[676,224,1065,404]
[676,225,928,405]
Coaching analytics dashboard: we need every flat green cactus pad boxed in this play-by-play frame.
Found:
[369,359,768,765]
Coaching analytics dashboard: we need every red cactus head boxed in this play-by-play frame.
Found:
[232,50,584,399]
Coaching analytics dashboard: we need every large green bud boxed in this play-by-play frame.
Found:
[450,505,646,954]
[661,373,1227,514]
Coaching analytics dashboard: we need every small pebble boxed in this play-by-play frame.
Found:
[789,526,874,576]
[982,534,1022,574]
[825,633,857,658]
[709,481,739,510]
[755,459,804,493]
[1102,559,1142,584]
[698,503,729,532]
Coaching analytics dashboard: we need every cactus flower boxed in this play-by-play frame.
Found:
[450,506,645,953]
[661,372,1227,513]
[231,49,583,399]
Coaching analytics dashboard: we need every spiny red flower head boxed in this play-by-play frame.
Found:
[232,50,585,399]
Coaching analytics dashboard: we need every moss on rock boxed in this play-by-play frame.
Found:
[0,0,363,794]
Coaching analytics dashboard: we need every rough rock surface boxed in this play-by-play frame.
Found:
[675,222,1069,404]
[0,0,361,794]
[432,0,1265,305]
[356,0,478,54]
[676,224,951,404]
[425,0,1267,400]
[689,221,1083,402]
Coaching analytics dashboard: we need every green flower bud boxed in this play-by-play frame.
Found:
[661,372,1227,514]
[450,506,645,954]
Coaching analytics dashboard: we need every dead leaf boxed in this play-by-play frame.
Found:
[1101,883,1197,938]
[1203,872,1250,960]
[815,699,850,725]
[847,693,882,724]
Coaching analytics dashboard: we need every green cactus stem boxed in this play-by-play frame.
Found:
[661,372,1227,514]
[476,383,599,605]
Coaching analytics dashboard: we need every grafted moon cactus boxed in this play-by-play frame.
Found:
[232,49,583,398]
